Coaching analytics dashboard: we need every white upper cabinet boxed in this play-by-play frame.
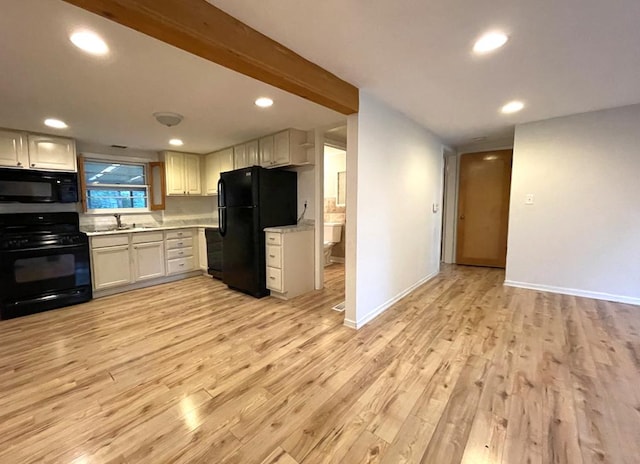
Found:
[0,130,28,168]
[233,143,247,169]
[246,140,259,166]
[205,147,233,195]
[27,135,77,171]
[0,129,76,172]
[260,129,309,168]
[234,140,259,170]
[165,152,186,195]
[163,151,202,196]
[184,154,201,195]
[259,135,275,167]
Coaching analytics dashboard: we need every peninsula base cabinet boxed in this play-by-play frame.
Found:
[264,228,314,300]
[90,228,199,297]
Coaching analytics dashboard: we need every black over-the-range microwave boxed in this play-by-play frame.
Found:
[0,168,78,203]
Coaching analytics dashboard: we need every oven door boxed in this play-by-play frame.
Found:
[0,243,91,318]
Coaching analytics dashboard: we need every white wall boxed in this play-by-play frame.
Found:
[345,92,444,328]
[324,146,346,199]
[506,104,640,305]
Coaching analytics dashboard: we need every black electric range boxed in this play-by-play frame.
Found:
[0,212,92,320]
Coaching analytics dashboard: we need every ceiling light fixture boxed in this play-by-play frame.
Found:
[70,30,109,56]
[501,101,525,114]
[169,139,184,146]
[473,31,509,54]
[44,118,68,129]
[255,97,274,108]
[154,112,184,127]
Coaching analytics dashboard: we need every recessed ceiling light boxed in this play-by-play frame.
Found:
[169,139,184,146]
[255,97,274,108]
[501,101,525,114]
[44,118,68,129]
[70,30,109,56]
[473,32,509,54]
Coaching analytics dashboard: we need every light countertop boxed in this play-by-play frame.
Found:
[264,224,315,234]
[83,224,218,236]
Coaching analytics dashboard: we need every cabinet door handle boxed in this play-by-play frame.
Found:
[31,163,36,167]
[269,237,275,241]
[269,254,275,258]
[179,263,185,267]
[16,162,22,166]
[177,232,183,236]
[179,251,184,255]
[269,276,275,280]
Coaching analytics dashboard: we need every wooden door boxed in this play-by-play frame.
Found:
[456,149,512,268]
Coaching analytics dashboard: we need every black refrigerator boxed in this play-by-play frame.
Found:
[218,166,297,297]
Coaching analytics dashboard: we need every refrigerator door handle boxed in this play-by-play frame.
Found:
[218,178,227,237]
[219,207,227,237]
[217,179,225,207]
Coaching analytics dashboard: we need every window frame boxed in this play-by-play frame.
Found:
[82,158,151,215]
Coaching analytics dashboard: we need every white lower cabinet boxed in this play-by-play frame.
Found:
[132,241,165,281]
[165,229,197,275]
[90,228,200,296]
[92,245,133,290]
[264,228,314,299]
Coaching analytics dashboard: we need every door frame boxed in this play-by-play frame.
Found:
[455,149,513,268]
[442,143,515,265]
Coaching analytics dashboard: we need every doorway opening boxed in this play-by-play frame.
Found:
[322,128,347,307]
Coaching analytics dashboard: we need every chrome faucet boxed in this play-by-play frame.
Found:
[114,213,122,229]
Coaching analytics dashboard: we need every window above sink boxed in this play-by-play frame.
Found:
[82,159,150,214]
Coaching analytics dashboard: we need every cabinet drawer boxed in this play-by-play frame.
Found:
[166,229,193,240]
[265,232,282,246]
[266,245,282,269]
[131,231,164,244]
[266,267,283,292]
[166,246,194,260]
[167,256,195,275]
[91,234,129,248]
[166,237,193,249]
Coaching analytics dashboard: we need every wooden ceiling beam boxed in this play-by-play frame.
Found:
[61,0,359,114]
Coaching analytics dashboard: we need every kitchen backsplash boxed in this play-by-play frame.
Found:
[79,196,218,231]
[324,197,345,224]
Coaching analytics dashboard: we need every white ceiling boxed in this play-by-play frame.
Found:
[0,0,344,155]
[208,0,640,147]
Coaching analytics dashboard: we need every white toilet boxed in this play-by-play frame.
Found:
[323,222,343,266]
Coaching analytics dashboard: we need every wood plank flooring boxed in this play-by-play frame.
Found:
[1,264,639,463]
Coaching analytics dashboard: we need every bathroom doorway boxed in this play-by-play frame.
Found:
[323,129,347,305]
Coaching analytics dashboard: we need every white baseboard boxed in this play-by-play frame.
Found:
[94,271,204,299]
[343,318,357,329]
[344,270,440,330]
[330,256,345,264]
[504,280,640,306]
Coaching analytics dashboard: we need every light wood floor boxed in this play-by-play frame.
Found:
[1,264,639,464]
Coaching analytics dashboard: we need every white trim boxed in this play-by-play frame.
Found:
[504,280,640,306]
[343,270,440,329]
[93,271,202,298]
[330,256,345,264]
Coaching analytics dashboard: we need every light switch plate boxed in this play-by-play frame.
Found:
[432,203,439,213]
[525,194,534,205]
